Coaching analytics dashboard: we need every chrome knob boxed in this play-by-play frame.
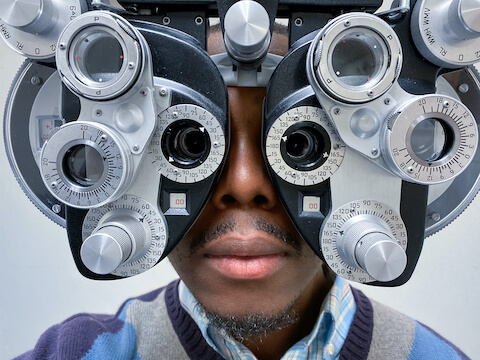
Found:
[0,0,86,59]
[223,0,270,63]
[80,214,148,275]
[411,0,480,67]
[0,0,55,33]
[449,0,480,40]
[337,216,407,282]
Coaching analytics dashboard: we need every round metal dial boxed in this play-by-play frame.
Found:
[411,0,480,68]
[82,194,167,277]
[56,11,143,100]
[40,121,133,208]
[0,0,86,59]
[265,106,345,186]
[149,104,226,183]
[308,12,402,103]
[383,95,477,184]
[321,200,407,283]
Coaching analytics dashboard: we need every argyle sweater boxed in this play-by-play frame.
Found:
[15,280,469,360]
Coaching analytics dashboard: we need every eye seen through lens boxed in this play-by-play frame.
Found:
[331,32,383,87]
[410,118,453,163]
[63,144,105,187]
[74,30,124,83]
[162,120,211,169]
[286,130,315,159]
[282,123,330,171]
[175,127,207,158]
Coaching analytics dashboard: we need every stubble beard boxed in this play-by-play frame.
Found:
[196,301,300,342]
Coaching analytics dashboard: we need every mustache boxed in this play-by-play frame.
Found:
[189,218,303,255]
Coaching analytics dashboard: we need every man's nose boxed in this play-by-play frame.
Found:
[210,88,279,210]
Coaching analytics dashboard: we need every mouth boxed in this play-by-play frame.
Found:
[202,237,291,280]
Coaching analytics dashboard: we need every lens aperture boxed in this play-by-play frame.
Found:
[63,144,105,187]
[162,120,211,168]
[332,32,382,87]
[410,118,452,163]
[281,124,330,171]
[74,31,124,83]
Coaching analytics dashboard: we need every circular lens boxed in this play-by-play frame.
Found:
[162,120,211,169]
[74,31,124,83]
[286,130,314,159]
[174,127,207,158]
[331,32,383,86]
[281,124,329,171]
[410,118,453,162]
[63,144,105,187]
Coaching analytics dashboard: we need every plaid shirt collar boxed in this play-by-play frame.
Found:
[178,275,356,360]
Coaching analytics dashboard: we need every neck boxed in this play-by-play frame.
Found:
[239,271,334,360]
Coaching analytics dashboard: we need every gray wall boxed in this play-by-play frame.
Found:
[1,35,479,360]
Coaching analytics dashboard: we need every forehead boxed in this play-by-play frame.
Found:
[207,19,289,56]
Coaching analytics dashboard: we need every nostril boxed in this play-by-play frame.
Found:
[222,194,236,204]
[254,195,268,205]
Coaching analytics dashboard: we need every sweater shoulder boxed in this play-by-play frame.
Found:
[367,297,470,360]
[14,285,169,360]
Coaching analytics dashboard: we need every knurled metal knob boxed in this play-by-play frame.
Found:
[337,217,407,282]
[80,215,146,275]
[355,232,407,282]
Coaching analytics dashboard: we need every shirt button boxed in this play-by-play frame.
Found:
[326,343,335,356]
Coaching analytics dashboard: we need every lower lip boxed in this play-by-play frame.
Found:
[206,254,286,280]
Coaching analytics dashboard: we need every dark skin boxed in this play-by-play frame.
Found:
[168,87,333,359]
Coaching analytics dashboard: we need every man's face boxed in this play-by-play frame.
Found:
[168,86,328,331]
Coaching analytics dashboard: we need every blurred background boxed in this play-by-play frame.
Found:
[0,7,479,359]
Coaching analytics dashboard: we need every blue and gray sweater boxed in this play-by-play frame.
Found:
[14,280,469,359]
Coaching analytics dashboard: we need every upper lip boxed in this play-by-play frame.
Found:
[200,235,293,257]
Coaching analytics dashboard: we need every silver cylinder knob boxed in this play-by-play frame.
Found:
[80,215,147,275]
[223,0,271,63]
[355,233,407,282]
[449,0,480,40]
[337,217,407,282]
[0,0,56,34]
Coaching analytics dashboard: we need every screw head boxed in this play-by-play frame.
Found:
[159,88,168,96]
[459,83,469,93]
[294,17,303,26]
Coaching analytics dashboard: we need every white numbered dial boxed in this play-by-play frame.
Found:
[266,106,345,186]
[82,194,167,277]
[149,104,226,183]
[383,95,477,184]
[321,200,407,283]
[0,0,86,59]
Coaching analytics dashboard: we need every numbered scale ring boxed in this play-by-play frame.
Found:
[265,106,346,186]
[149,104,226,183]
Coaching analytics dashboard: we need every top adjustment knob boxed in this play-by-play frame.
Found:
[223,0,271,64]
[411,0,480,67]
[0,0,87,59]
